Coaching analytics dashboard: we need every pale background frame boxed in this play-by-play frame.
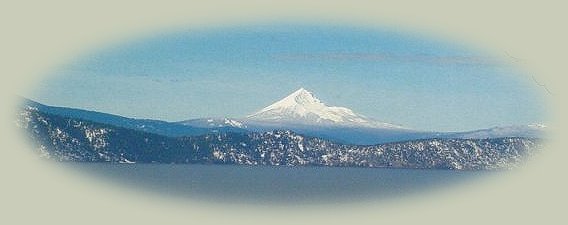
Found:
[0,1,565,224]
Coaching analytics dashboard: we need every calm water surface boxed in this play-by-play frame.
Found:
[66,163,492,204]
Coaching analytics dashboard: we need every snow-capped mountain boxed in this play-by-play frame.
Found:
[246,88,403,129]
[236,88,428,144]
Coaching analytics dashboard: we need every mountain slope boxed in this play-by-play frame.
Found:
[21,98,247,137]
[16,104,541,170]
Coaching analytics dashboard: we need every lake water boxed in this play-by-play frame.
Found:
[66,163,491,204]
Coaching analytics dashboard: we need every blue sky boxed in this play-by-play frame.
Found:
[29,24,547,132]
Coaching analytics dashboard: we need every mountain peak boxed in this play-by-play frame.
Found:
[246,88,403,129]
[281,88,321,105]
[293,87,311,95]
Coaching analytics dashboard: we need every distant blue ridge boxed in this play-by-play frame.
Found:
[21,98,248,137]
